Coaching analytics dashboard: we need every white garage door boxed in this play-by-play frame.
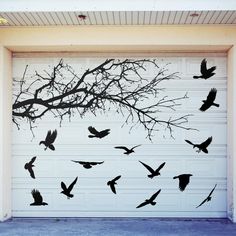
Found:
[12,53,227,217]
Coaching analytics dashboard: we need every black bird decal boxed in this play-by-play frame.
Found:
[61,177,78,199]
[88,126,110,139]
[185,136,212,153]
[30,189,48,206]
[139,161,166,179]
[114,145,141,155]
[196,184,217,208]
[71,160,104,169]
[24,156,36,179]
[173,174,193,191]
[107,175,121,194]
[199,88,219,112]
[39,129,57,150]
[193,58,216,79]
[136,189,161,209]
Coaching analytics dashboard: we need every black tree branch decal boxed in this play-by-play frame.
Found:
[12,58,193,139]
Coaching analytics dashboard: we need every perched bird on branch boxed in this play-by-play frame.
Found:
[173,174,192,191]
[24,156,36,179]
[30,189,48,206]
[107,175,121,194]
[199,88,219,112]
[114,145,141,155]
[71,160,104,169]
[185,136,212,153]
[139,161,166,179]
[61,177,78,199]
[39,130,57,151]
[193,58,216,80]
[88,126,110,139]
[136,189,161,209]
[196,184,217,208]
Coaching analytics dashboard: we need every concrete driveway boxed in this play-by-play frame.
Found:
[0,218,236,236]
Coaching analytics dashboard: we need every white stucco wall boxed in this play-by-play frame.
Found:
[0,25,236,221]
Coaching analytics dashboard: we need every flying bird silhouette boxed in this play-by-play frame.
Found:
[193,58,216,79]
[88,126,110,139]
[199,88,219,112]
[196,184,217,208]
[136,189,161,208]
[39,129,57,150]
[24,156,36,179]
[71,160,104,169]
[107,175,121,194]
[30,189,48,206]
[185,136,212,153]
[61,177,78,199]
[114,145,141,155]
[139,161,166,179]
[173,174,193,191]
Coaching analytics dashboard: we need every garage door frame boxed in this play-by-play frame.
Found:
[0,25,236,222]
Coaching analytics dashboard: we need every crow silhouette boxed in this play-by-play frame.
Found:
[61,177,78,199]
[107,175,121,194]
[39,130,57,150]
[71,160,104,169]
[173,174,192,191]
[88,126,110,139]
[30,189,48,206]
[185,136,212,153]
[139,161,166,179]
[114,145,141,155]
[136,189,161,208]
[199,88,219,112]
[24,156,36,179]
[193,58,216,79]
[196,184,217,208]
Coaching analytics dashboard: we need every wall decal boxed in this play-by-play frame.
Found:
[88,126,110,139]
[199,88,219,112]
[136,189,161,209]
[30,189,48,206]
[139,161,166,179]
[114,145,141,155]
[196,184,217,208]
[60,176,78,199]
[107,175,121,194]
[24,156,36,179]
[185,136,212,153]
[173,174,193,191]
[39,130,57,151]
[193,58,216,80]
[12,59,194,139]
[71,160,104,169]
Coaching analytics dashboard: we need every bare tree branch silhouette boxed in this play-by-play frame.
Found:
[12,58,193,139]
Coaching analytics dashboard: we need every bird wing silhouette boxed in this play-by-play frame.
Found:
[45,130,51,143]
[199,102,211,111]
[71,160,80,163]
[114,146,130,152]
[200,59,207,74]
[61,182,67,191]
[156,162,166,172]
[185,140,195,146]
[201,136,212,148]
[179,176,190,191]
[28,167,35,179]
[112,175,121,182]
[67,177,78,192]
[207,66,216,74]
[196,198,208,208]
[139,161,154,174]
[90,161,104,165]
[132,144,141,150]
[136,201,149,208]
[208,184,217,197]
[109,183,116,194]
[206,88,217,102]
[88,126,99,135]
[31,189,42,203]
[149,189,161,201]
[50,130,57,143]
[29,156,36,165]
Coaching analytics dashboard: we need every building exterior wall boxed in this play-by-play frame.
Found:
[0,25,236,221]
